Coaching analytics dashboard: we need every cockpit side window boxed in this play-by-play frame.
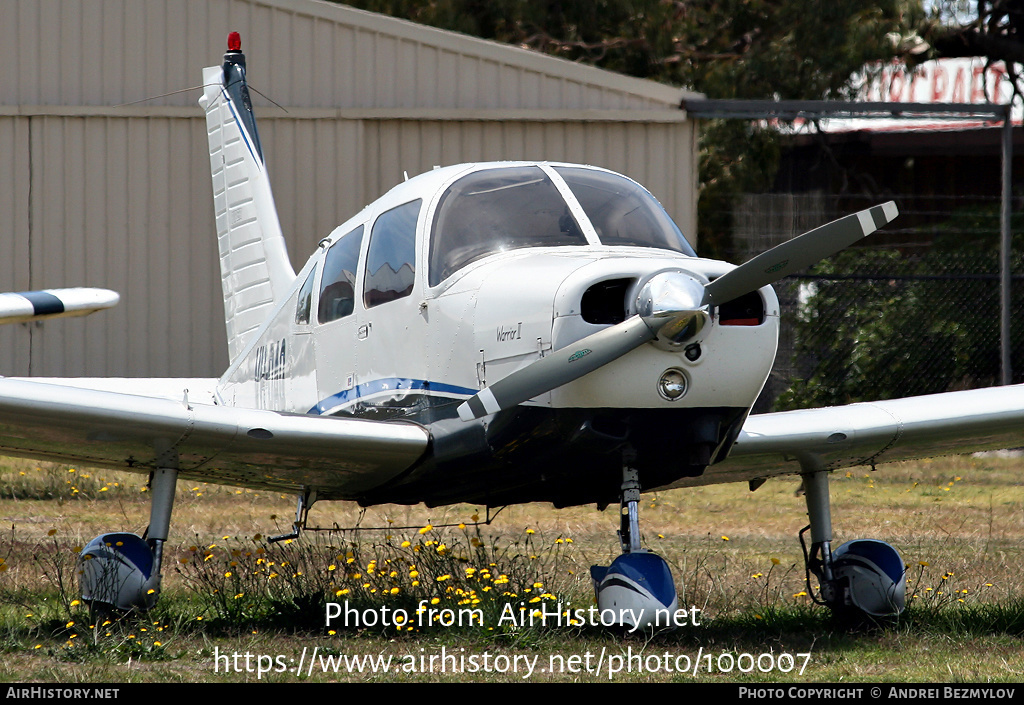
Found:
[295,265,317,325]
[429,166,587,286]
[554,167,697,257]
[318,225,364,324]
[364,200,421,309]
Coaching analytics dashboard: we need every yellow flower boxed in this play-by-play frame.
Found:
[419,524,433,534]
[721,536,729,541]
[770,557,781,565]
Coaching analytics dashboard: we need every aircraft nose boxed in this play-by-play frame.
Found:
[634,270,709,347]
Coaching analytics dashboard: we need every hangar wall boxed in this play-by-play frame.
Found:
[0,0,699,377]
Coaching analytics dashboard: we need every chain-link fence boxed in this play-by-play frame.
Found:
[730,193,1024,412]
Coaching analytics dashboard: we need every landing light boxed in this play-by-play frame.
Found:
[658,369,687,401]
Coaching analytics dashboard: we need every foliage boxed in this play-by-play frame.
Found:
[343,0,921,97]
[175,523,583,636]
[922,1,1024,98]
[776,240,1024,409]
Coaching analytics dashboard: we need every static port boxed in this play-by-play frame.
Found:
[684,343,701,361]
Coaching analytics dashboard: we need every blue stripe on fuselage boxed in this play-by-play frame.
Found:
[310,378,477,415]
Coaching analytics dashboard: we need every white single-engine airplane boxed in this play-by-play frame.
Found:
[1,34,1023,626]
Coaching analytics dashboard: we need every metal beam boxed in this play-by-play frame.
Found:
[681,98,1008,121]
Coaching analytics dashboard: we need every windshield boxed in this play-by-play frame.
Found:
[554,167,696,256]
[429,166,587,286]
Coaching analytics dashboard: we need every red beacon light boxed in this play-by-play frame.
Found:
[227,32,242,52]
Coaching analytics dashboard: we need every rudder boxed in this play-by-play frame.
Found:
[199,33,295,363]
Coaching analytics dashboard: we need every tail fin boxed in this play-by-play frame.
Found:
[199,32,296,363]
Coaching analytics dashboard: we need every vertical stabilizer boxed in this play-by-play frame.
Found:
[199,33,296,363]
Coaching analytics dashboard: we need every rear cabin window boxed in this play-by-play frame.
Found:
[295,265,317,325]
[554,167,696,257]
[364,200,421,308]
[428,166,587,286]
[318,226,363,324]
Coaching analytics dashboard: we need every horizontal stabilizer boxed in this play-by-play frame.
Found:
[0,288,118,325]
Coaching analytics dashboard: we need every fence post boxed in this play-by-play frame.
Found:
[1000,105,1013,386]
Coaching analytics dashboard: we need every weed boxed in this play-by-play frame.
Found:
[174,522,585,637]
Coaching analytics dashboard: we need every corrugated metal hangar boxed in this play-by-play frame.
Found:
[0,0,700,377]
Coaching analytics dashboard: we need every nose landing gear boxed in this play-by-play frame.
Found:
[590,451,678,631]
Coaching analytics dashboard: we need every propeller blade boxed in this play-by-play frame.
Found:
[457,315,655,421]
[703,201,898,307]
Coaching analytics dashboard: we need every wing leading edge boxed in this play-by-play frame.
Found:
[0,378,429,499]
[662,384,1024,489]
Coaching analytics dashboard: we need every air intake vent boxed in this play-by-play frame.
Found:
[581,278,634,324]
[719,291,765,326]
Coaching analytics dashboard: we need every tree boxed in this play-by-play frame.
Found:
[921,1,1024,99]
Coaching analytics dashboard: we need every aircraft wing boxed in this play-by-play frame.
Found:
[664,384,1024,489]
[0,378,429,498]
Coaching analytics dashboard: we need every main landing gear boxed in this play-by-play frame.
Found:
[590,450,678,631]
[588,452,906,630]
[800,459,906,619]
[79,468,178,611]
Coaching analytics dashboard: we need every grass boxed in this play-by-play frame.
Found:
[0,455,1021,682]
